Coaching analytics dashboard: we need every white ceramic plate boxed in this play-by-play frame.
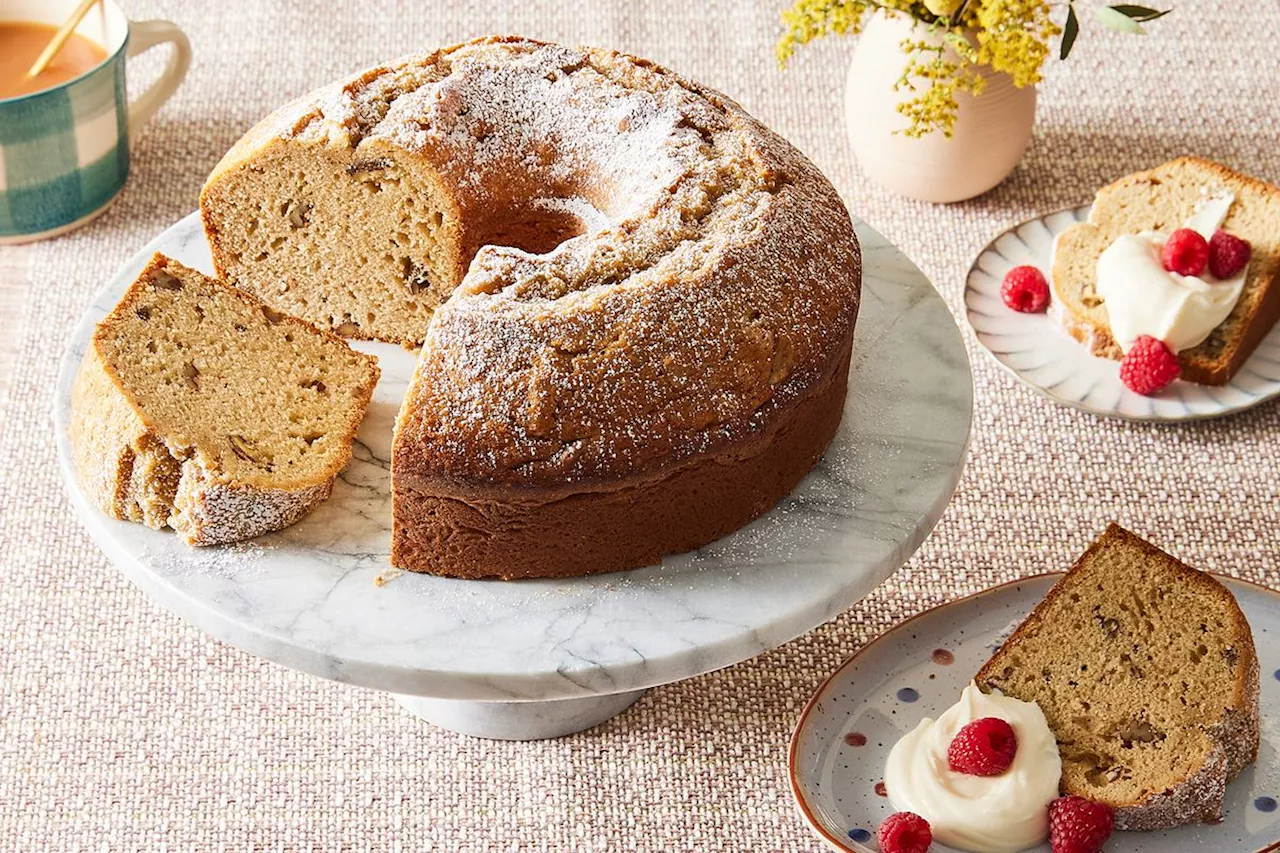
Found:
[789,573,1280,853]
[964,206,1280,421]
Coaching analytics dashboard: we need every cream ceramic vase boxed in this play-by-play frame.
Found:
[844,11,1037,203]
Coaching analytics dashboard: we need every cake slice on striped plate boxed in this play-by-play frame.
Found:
[1052,157,1280,385]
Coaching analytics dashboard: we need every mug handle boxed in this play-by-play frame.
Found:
[126,20,192,137]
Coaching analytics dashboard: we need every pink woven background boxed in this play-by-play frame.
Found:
[2,1,1278,849]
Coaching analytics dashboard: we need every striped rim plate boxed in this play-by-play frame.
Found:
[964,205,1280,422]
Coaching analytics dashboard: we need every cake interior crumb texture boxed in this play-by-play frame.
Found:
[71,253,379,544]
[977,524,1259,830]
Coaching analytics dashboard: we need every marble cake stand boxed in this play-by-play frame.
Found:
[54,213,973,740]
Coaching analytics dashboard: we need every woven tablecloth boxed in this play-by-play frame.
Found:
[3,2,1279,849]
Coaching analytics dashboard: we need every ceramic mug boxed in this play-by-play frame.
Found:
[0,0,191,243]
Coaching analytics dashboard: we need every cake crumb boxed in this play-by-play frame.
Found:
[374,568,407,587]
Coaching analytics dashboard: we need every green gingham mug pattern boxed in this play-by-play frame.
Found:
[0,1,190,243]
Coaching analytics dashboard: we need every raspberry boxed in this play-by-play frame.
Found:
[1049,796,1114,853]
[947,717,1018,776]
[877,812,932,853]
[1119,335,1181,396]
[1161,228,1209,276]
[1001,265,1050,313]
[1209,229,1252,279]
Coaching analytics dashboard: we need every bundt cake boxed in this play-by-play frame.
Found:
[199,36,861,579]
[70,253,380,545]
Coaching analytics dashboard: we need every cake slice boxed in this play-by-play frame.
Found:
[69,253,380,545]
[1053,157,1280,384]
[976,524,1259,831]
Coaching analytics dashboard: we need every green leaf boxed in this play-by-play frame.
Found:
[1060,4,1080,59]
[1095,5,1146,34]
[1110,4,1173,22]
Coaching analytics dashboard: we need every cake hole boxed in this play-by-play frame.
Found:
[286,200,312,229]
[1114,718,1162,747]
[401,257,431,294]
[472,205,589,259]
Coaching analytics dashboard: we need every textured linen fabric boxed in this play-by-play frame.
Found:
[2,1,1279,849]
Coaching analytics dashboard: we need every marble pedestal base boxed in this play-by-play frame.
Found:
[394,690,647,740]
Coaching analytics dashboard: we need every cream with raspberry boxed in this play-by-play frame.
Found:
[1096,191,1247,353]
[884,683,1061,853]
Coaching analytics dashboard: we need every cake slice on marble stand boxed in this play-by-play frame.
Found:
[55,214,971,741]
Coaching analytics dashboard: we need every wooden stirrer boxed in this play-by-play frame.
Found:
[26,0,101,79]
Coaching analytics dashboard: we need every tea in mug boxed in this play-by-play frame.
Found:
[0,22,107,100]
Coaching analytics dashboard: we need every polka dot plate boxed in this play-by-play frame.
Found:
[964,206,1280,421]
[789,573,1280,852]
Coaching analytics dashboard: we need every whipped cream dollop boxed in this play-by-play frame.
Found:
[1096,191,1246,353]
[884,683,1062,853]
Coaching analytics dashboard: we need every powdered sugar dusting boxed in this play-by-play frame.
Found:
[353,37,865,488]
[245,36,860,490]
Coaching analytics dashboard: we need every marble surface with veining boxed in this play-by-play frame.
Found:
[52,213,973,702]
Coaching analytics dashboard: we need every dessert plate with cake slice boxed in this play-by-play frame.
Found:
[965,158,1280,421]
[790,525,1280,853]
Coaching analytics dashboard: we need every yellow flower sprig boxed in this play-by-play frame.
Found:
[894,34,985,138]
[778,1,1169,137]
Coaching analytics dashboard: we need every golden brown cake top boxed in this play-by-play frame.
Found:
[223,37,861,495]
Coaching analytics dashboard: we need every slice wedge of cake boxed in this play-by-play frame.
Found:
[976,523,1259,831]
[1052,157,1280,384]
[70,253,380,545]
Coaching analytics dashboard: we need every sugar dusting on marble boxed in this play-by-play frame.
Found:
[151,539,274,580]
